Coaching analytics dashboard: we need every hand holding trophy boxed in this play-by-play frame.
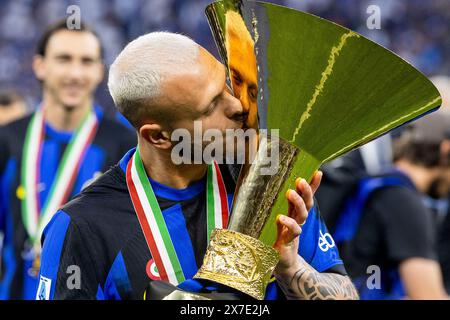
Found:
[149,0,442,300]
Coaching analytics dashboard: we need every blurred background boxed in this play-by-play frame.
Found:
[0,0,448,115]
[1,0,450,300]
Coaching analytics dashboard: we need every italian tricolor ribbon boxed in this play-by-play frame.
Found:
[21,109,98,250]
[126,148,229,285]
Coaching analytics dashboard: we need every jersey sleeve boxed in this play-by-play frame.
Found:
[36,210,100,300]
[0,136,11,234]
[298,201,346,275]
[0,131,8,177]
[0,163,6,234]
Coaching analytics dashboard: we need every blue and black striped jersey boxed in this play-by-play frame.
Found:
[0,108,136,300]
[37,148,345,300]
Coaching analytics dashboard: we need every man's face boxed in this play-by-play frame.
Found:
[228,40,258,130]
[225,12,258,130]
[160,48,246,157]
[33,30,104,109]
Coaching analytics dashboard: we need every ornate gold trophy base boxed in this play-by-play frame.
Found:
[194,229,279,300]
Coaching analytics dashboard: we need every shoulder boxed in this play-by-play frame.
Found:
[44,165,142,271]
[0,113,32,141]
[0,114,32,172]
[60,165,137,237]
[367,185,428,223]
[364,183,436,252]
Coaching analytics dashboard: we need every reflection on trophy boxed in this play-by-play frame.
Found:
[225,10,259,130]
[192,0,442,300]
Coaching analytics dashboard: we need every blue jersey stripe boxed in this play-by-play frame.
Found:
[163,203,198,279]
[38,210,71,299]
[96,284,105,300]
[0,159,17,300]
[103,252,131,300]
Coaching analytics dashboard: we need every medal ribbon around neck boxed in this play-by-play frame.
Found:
[21,109,98,249]
[126,148,229,285]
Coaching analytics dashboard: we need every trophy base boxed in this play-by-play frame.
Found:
[194,229,279,300]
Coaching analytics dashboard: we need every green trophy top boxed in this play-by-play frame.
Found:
[206,0,442,165]
[206,0,442,246]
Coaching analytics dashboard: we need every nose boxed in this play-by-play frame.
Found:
[237,86,251,114]
[225,93,248,125]
[67,61,84,81]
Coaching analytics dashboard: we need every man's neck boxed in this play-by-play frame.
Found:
[138,142,208,190]
[43,95,92,132]
[395,160,433,194]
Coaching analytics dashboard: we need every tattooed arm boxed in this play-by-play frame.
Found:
[274,255,359,300]
[275,174,359,300]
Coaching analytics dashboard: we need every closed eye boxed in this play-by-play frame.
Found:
[203,93,222,116]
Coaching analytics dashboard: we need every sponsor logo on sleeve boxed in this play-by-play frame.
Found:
[318,230,336,252]
[36,276,52,300]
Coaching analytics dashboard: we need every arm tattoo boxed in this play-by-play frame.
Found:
[276,258,359,300]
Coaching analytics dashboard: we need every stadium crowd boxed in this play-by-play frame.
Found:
[0,0,449,113]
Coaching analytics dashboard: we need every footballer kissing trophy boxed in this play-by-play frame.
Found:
[169,0,442,300]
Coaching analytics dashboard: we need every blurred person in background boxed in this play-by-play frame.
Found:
[316,134,394,235]
[431,76,450,113]
[0,89,28,265]
[431,75,450,293]
[0,20,136,300]
[0,90,27,126]
[318,111,450,300]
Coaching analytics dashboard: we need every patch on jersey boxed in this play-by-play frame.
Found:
[146,259,161,281]
[36,276,52,300]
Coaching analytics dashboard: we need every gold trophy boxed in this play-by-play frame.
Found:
[192,0,442,300]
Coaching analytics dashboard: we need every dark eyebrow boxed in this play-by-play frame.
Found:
[81,56,97,63]
[53,53,99,62]
[229,67,240,76]
[54,53,72,59]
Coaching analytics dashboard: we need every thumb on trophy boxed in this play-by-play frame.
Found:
[273,214,302,273]
[275,214,302,244]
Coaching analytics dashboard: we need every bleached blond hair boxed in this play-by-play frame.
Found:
[108,32,200,128]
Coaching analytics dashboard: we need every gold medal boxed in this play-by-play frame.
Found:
[28,254,41,278]
[16,185,26,200]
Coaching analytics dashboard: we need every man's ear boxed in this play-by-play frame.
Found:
[139,123,172,149]
[32,55,46,81]
[440,139,450,166]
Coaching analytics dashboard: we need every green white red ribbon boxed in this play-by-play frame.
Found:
[21,109,98,248]
[126,148,229,285]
